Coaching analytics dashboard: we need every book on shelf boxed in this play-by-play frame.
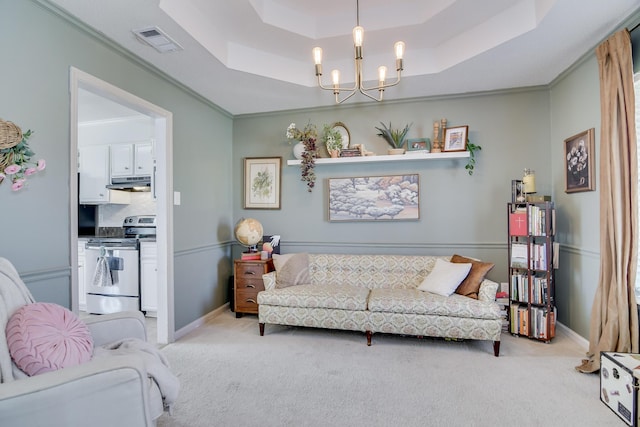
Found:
[339,148,362,157]
[509,212,527,236]
[510,243,528,268]
[241,252,261,260]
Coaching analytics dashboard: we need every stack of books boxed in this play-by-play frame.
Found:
[339,148,362,157]
[241,252,261,260]
[496,283,509,332]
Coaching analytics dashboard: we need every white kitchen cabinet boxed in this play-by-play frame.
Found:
[79,145,130,204]
[111,141,153,177]
[135,142,154,175]
[78,239,88,311]
[140,241,158,317]
[110,144,134,177]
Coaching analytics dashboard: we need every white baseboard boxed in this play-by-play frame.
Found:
[174,303,229,341]
[557,321,589,351]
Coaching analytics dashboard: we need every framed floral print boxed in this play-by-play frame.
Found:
[564,128,595,193]
[243,157,282,209]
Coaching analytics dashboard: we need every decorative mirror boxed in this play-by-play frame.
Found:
[332,122,350,148]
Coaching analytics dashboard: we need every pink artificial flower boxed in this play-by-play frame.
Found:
[4,164,21,175]
[24,167,37,176]
[36,159,46,171]
[11,179,26,191]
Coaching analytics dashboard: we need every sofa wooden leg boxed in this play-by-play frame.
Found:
[259,323,265,336]
[366,331,372,346]
[493,341,500,357]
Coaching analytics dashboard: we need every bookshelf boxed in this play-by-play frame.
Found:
[507,202,556,342]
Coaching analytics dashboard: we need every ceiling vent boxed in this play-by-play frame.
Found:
[132,26,183,53]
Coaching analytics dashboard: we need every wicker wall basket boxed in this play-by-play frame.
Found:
[0,119,23,172]
[0,119,23,150]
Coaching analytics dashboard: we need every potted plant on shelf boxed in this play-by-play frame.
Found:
[286,122,318,192]
[375,122,412,154]
[322,124,343,158]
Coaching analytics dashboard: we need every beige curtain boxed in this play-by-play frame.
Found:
[576,29,638,373]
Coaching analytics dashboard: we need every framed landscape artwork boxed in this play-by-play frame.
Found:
[564,128,595,193]
[328,174,419,222]
[243,157,282,209]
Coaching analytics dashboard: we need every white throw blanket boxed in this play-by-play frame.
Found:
[92,254,113,287]
[0,258,36,383]
[94,338,180,412]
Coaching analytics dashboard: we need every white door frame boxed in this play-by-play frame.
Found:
[69,67,175,344]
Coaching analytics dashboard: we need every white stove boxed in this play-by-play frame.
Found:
[85,215,156,314]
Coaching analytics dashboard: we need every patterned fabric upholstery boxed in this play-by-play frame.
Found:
[308,254,445,289]
[257,284,369,311]
[259,254,502,347]
[367,288,500,320]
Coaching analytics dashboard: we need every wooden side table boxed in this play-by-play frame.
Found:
[233,258,274,318]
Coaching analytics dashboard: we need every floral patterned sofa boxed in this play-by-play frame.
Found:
[257,254,502,356]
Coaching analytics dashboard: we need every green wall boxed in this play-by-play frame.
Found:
[233,89,552,284]
[0,0,234,330]
[550,54,602,338]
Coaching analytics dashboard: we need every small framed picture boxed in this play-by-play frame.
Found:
[511,180,524,204]
[407,138,430,152]
[443,125,468,152]
[564,128,595,193]
[243,157,282,209]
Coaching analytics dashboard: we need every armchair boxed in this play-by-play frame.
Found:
[0,257,168,426]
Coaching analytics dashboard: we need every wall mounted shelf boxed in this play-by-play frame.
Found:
[286,151,470,166]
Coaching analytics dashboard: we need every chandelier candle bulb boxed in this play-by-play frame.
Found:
[353,26,364,47]
[313,47,322,65]
[332,70,340,86]
[378,66,387,85]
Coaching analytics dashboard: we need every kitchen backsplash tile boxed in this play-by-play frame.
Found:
[99,192,156,227]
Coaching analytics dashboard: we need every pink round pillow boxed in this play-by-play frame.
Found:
[6,302,93,376]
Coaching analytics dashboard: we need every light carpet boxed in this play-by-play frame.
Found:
[157,311,620,427]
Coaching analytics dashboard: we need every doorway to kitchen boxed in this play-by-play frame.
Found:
[69,67,175,344]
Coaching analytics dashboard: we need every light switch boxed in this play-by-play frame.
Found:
[174,191,181,205]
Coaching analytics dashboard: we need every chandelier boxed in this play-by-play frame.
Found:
[312,0,405,104]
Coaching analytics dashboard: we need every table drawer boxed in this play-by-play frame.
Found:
[235,278,264,292]
[235,289,260,312]
[236,263,266,279]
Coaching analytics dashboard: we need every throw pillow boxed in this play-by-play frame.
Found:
[272,253,309,288]
[6,302,93,376]
[450,254,495,299]
[417,258,472,296]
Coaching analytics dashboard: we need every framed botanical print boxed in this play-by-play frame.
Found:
[564,128,595,193]
[243,157,282,209]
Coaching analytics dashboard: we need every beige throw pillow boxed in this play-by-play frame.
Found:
[272,253,309,288]
[417,258,472,296]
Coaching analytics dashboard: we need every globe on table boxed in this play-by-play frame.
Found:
[234,218,263,252]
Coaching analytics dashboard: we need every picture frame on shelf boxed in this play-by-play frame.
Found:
[243,157,282,209]
[443,125,468,152]
[407,138,430,152]
[511,180,524,204]
[564,128,595,193]
[327,174,419,222]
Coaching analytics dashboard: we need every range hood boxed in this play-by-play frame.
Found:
[106,176,151,191]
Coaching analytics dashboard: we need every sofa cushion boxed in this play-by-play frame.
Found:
[258,284,370,311]
[368,288,501,320]
[272,253,309,288]
[417,259,471,296]
[308,254,440,290]
[451,254,495,299]
[6,303,93,376]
